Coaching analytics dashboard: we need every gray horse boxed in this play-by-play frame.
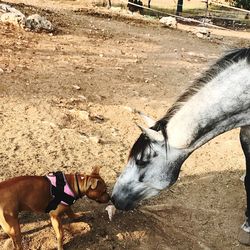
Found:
[111,48,250,244]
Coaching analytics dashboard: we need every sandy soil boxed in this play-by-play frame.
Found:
[1,1,250,249]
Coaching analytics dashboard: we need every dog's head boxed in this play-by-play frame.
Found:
[79,167,110,203]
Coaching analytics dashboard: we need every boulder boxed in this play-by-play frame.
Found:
[195,27,210,38]
[160,16,177,28]
[0,3,24,16]
[25,14,54,32]
[0,12,26,28]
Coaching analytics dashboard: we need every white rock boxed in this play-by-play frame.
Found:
[159,16,177,28]
[78,110,89,120]
[240,173,245,182]
[72,85,81,90]
[122,106,133,112]
[78,95,87,101]
[0,4,24,16]
[89,136,100,143]
[1,12,26,28]
[0,3,11,13]
[25,14,54,32]
[196,32,204,38]
[196,27,209,35]
[105,205,116,221]
[195,27,210,38]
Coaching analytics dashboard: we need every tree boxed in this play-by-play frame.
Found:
[176,0,183,15]
[231,0,250,10]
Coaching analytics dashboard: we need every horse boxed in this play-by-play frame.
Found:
[111,48,250,244]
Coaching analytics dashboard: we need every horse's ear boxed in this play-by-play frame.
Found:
[92,166,100,175]
[137,124,164,142]
[137,110,156,127]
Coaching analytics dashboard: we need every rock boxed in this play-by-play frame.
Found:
[78,95,87,101]
[0,5,54,33]
[195,27,210,39]
[196,32,204,39]
[89,136,100,143]
[0,4,26,28]
[159,16,177,28]
[1,12,26,28]
[238,228,250,245]
[72,85,81,90]
[196,27,209,35]
[0,68,4,74]
[78,110,89,120]
[116,233,124,241]
[241,173,245,182]
[25,14,54,33]
[68,109,89,120]
[122,106,133,112]
[89,114,107,123]
[105,205,116,221]
[0,3,11,13]
[0,4,24,16]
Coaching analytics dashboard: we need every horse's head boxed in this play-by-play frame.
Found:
[111,113,187,211]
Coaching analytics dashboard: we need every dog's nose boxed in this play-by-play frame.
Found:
[96,193,110,203]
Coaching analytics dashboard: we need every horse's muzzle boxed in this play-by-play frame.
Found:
[111,194,135,211]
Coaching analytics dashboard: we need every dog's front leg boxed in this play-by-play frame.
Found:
[65,207,80,220]
[50,214,63,250]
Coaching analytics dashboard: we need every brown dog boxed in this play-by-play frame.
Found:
[0,166,110,250]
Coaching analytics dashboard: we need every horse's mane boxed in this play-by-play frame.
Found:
[129,133,152,159]
[129,48,250,159]
[154,47,250,129]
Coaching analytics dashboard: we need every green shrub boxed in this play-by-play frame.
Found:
[231,0,250,10]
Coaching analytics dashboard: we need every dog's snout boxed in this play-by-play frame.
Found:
[96,192,110,203]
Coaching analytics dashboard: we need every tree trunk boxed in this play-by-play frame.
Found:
[176,0,183,15]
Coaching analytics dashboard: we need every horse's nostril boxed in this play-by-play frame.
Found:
[111,196,116,205]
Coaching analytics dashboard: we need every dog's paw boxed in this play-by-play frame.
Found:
[67,211,87,221]
[66,221,90,235]
[3,238,14,250]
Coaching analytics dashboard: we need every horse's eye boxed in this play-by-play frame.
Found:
[153,152,158,158]
[139,173,145,182]
[135,159,149,167]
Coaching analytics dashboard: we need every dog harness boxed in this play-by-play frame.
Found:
[45,171,77,213]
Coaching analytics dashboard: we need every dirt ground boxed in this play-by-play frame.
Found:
[1,1,250,249]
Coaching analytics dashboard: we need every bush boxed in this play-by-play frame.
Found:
[231,0,250,10]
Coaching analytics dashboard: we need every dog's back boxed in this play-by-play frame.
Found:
[0,176,52,213]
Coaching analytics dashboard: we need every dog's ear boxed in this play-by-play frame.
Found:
[90,178,98,189]
[91,166,100,175]
[86,177,98,190]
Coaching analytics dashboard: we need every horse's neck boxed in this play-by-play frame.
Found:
[166,59,250,152]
